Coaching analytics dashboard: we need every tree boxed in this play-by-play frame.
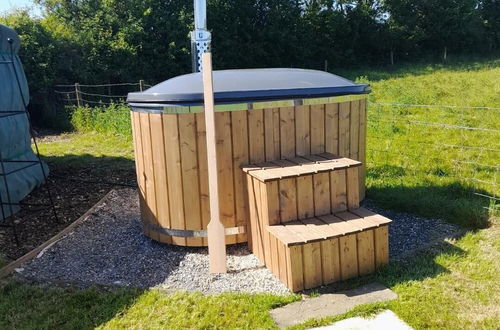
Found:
[479,0,500,51]
[383,0,485,60]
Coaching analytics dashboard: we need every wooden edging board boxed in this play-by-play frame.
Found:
[0,190,116,280]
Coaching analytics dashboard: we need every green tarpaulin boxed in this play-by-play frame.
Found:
[0,24,48,220]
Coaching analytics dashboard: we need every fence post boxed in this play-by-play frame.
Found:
[139,79,145,92]
[75,83,82,107]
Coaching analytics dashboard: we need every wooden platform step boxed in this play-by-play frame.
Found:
[244,153,365,272]
[265,207,391,292]
[242,152,361,182]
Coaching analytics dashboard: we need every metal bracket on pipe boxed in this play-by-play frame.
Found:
[191,0,211,72]
[191,30,211,72]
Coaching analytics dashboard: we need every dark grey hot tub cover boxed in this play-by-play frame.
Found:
[128,68,369,107]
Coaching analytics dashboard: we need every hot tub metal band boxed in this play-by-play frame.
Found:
[143,221,245,238]
[129,94,368,114]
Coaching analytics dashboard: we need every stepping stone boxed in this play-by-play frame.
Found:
[270,283,398,328]
[312,310,412,329]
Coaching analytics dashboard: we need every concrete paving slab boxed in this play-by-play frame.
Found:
[312,310,412,329]
[270,283,398,328]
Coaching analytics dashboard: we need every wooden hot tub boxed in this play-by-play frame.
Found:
[127,69,370,246]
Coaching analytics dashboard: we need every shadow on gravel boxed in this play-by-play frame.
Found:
[15,188,193,290]
[0,153,136,262]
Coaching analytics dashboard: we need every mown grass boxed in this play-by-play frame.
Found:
[37,131,134,172]
[0,57,498,329]
[1,224,498,329]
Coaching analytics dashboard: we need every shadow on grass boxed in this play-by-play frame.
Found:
[41,153,135,173]
[366,181,491,229]
[309,239,466,296]
[0,280,143,329]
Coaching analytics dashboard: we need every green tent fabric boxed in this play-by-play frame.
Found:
[0,24,48,220]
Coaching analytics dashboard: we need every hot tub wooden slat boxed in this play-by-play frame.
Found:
[248,108,265,163]
[359,98,367,200]
[215,111,237,245]
[279,106,295,158]
[195,113,210,246]
[310,104,326,154]
[339,101,351,157]
[131,98,367,246]
[264,108,280,161]
[140,113,160,242]
[179,113,203,246]
[163,114,187,246]
[325,102,339,155]
[131,112,149,237]
[349,99,360,161]
[150,114,172,244]
[231,110,249,243]
[295,105,310,156]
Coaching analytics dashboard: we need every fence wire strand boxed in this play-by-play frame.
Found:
[368,102,499,212]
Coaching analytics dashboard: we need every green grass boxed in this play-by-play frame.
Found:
[1,225,498,329]
[356,57,500,227]
[1,57,498,329]
[70,104,131,137]
[37,132,134,172]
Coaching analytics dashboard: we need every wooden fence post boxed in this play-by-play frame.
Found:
[139,79,145,92]
[75,83,82,107]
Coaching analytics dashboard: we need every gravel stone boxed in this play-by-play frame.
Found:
[16,189,461,293]
[364,201,462,260]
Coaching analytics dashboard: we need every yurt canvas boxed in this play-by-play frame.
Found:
[0,24,48,220]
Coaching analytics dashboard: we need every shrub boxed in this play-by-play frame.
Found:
[70,103,131,136]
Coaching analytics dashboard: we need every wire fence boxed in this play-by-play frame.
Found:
[367,102,499,216]
[54,81,152,106]
[52,81,499,216]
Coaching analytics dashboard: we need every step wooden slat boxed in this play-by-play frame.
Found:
[299,217,342,240]
[317,214,362,235]
[284,220,325,244]
[335,211,378,231]
[316,152,362,167]
[350,207,392,226]
[242,153,362,182]
[266,225,305,246]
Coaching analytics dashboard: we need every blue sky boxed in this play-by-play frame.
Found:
[0,0,42,16]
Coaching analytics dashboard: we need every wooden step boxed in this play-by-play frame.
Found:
[242,152,361,182]
[265,208,391,292]
[243,154,363,266]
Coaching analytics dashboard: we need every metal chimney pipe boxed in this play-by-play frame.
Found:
[191,0,211,72]
[194,0,207,30]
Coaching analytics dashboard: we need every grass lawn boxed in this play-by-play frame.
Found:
[1,57,499,329]
[1,221,498,329]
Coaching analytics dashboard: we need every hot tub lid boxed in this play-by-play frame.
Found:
[127,68,369,106]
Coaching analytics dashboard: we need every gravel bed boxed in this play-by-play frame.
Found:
[364,201,462,260]
[15,188,461,293]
